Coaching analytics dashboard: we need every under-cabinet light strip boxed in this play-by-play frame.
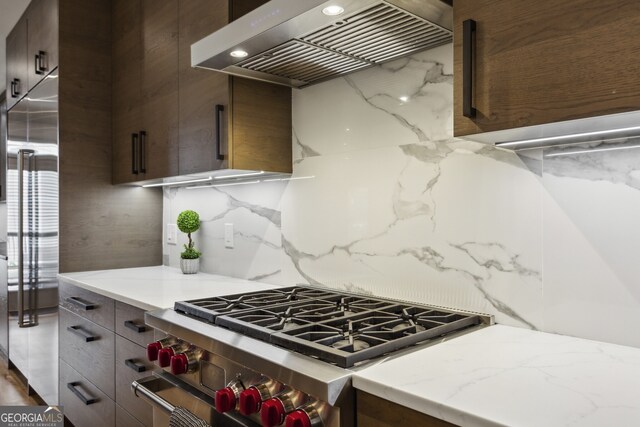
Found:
[213,171,265,179]
[495,125,640,148]
[184,180,261,190]
[141,177,212,188]
[544,143,640,157]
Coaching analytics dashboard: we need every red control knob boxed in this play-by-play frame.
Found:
[170,353,189,375]
[157,347,175,368]
[261,398,286,427]
[285,410,312,427]
[239,387,263,415]
[146,342,162,361]
[215,387,237,413]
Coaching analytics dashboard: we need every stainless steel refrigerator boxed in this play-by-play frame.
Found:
[6,70,59,405]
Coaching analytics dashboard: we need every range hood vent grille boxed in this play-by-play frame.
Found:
[234,1,452,87]
[302,3,452,64]
[236,40,371,85]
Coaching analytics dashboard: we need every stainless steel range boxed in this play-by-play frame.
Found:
[133,286,492,427]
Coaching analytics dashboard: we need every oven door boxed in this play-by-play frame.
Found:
[132,372,259,427]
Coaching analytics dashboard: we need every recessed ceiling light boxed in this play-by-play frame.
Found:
[399,96,409,102]
[322,5,344,16]
[230,49,248,58]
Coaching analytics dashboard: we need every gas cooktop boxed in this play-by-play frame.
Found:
[174,286,482,368]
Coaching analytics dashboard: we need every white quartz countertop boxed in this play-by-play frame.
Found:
[57,266,281,311]
[353,325,640,427]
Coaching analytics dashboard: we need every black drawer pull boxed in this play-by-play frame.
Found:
[67,325,98,342]
[124,320,146,333]
[125,358,147,373]
[65,296,97,310]
[67,382,97,405]
[462,19,477,118]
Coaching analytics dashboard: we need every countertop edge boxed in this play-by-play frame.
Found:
[58,272,163,311]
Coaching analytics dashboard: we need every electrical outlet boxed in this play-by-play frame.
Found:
[167,224,177,245]
[224,223,234,248]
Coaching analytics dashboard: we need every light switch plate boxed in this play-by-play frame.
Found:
[224,223,234,248]
[167,224,177,245]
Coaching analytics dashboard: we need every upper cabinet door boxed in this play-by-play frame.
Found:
[27,0,59,91]
[6,18,28,110]
[453,0,640,137]
[112,0,143,185]
[140,0,179,180]
[177,0,230,175]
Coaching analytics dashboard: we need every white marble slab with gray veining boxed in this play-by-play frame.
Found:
[353,325,640,427]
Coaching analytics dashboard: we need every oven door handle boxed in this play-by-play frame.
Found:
[132,372,215,415]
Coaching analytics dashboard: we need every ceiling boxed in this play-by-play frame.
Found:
[0,0,31,94]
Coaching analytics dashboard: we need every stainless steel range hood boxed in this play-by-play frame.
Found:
[191,0,452,88]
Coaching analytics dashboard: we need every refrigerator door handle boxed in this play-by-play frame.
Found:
[17,149,35,328]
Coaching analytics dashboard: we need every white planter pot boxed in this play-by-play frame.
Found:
[180,258,199,274]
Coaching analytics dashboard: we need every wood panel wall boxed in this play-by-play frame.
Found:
[58,0,162,272]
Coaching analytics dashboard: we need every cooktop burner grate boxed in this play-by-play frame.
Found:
[174,286,482,368]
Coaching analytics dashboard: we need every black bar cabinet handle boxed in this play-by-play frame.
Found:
[38,50,47,73]
[34,51,46,75]
[125,358,147,373]
[124,320,146,333]
[139,131,146,173]
[132,133,139,174]
[11,79,20,98]
[215,104,225,161]
[67,382,97,405]
[67,325,98,342]
[462,19,477,118]
[65,296,97,310]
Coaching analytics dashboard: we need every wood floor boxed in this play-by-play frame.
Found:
[0,359,39,406]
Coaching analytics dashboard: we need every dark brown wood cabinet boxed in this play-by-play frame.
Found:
[112,0,143,184]
[112,0,179,184]
[357,391,457,427]
[177,0,229,175]
[112,0,292,184]
[5,0,58,109]
[141,0,179,180]
[5,18,28,110]
[26,0,59,91]
[453,0,640,137]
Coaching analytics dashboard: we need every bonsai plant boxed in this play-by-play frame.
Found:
[177,210,201,274]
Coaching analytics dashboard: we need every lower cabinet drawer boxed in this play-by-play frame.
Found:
[60,306,115,399]
[60,360,115,427]
[116,404,144,427]
[115,335,154,426]
[115,301,155,347]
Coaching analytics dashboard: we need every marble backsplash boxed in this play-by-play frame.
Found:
[163,44,640,348]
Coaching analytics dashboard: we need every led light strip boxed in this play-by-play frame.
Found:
[213,171,265,180]
[141,177,212,188]
[495,125,640,149]
[544,143,640,157]
[185,180,261,190]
